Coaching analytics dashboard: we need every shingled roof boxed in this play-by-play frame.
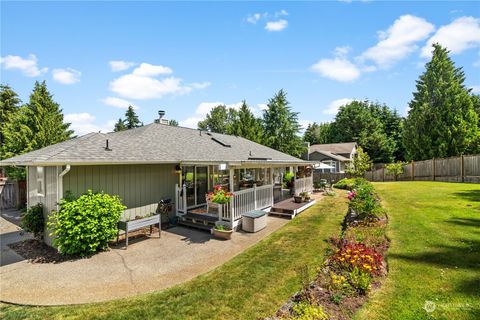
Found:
[309,142,356,155]
[0,123,306,166]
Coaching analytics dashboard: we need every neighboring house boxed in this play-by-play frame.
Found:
[0,119,313,245]
[304,142,357,173]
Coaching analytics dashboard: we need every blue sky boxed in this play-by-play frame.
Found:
[1,1,480,135]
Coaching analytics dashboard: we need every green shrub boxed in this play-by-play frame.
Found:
[333,178,355,190]
[349,182,381,219]
[283,172,295,184]
[49,190,126,256]
[291,301,328,320]
[22,203,44,239]
[348,267,372,294]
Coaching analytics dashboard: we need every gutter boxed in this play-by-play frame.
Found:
[56,165,71,210]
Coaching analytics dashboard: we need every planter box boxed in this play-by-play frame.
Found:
[117,214,161,248]
[212,228,233,240]
[212,221,233,240]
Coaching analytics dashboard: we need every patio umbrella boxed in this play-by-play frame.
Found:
[312,162,335,169]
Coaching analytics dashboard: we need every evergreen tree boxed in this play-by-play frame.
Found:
[229,101,263,143]
[2,81,72,179]
[403,44,479,160]
[346,146,372,177]
[330,100,397,163]
[113,118,127,132]
[124,105,142,129]
[303,122,333,145]
[0,84,22,153]
[262,89,303,156]
[168,119,179,126]
[2,81,72,158]
[197,105,230,133]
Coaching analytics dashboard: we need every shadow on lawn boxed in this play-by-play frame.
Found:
[451,189,480,202]
[389,216,480,305]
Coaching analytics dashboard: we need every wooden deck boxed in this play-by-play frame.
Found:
[269,198,317,219]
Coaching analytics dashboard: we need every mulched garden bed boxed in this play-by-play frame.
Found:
[8,239,79,263]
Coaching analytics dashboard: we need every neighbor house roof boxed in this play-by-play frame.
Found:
[310,150,350,162]
[309,142,356,155]
[0,123,307,166]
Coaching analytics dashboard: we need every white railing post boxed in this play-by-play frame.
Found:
[218,204,223,222]
[230,197,235,222]
[182,184,187,214]
[175,184,179,215]
[254,184,257,210]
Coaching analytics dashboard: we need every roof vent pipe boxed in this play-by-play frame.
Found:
[105,139,112,151]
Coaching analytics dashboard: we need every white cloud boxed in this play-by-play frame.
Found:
[311,57,360,82]
[109,62,207,100]
[0,54,48,77]
[110,75,188,100]
[132,63,173,76]
[52,68,81,84]
[190,82,211,89]
[265,19,288,32]
[109,60,136,72]
[101,96,138,109]
[334,46,352,57]
[247,13,262,24]
[421,16,480,57]
[470,85,480,94]
[180,101,244,128]
[64,113,114,136]
[275,10,289,17]
[324,98,355,115]
[360,15,435,68]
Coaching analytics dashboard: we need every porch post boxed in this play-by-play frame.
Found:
[229,167,234,192]
[182,183,187,214]
[175,183,179,215]
[254,184,257,210]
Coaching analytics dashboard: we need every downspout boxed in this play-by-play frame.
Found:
[56,165,71,210]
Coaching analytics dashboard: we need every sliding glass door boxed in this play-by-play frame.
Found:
[182,166,208,208]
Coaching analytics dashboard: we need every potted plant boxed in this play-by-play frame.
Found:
[212,221,233,240]
[303,192,311,201]
[207,185,234,208]
[294,194,304,203]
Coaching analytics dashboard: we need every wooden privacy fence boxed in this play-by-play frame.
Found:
[0,182,17,209]
[365,154,480,183]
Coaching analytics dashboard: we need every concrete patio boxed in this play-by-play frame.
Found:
[0,210,289,306]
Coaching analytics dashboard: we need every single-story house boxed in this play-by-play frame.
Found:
[303,142,357,173]
[0,119,313,245]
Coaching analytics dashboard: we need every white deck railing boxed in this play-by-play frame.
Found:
[176,183,274,229]
[294,176,314,194]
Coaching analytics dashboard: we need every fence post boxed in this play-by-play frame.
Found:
[382,166,385,182]
[411,160,414,181]
[461,155,465,182]
[432,158,436,181]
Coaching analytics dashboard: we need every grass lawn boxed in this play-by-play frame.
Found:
[1,193,347,320]
[356,181,480,320]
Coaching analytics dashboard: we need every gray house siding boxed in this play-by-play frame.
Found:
[63,164,178,220]
[27,166,59,246]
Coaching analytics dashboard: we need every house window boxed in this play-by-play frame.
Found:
[36,166,45,196]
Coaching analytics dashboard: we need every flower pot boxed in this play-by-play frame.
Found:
[212,228,233,240]
[294,196,304,203]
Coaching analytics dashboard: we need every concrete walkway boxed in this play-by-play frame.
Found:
[0,208,33,267]
[0,215,289,306]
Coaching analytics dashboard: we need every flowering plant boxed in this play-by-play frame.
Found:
[347,191,357,201]
[207,185,234,204]
[330,242,383,276]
